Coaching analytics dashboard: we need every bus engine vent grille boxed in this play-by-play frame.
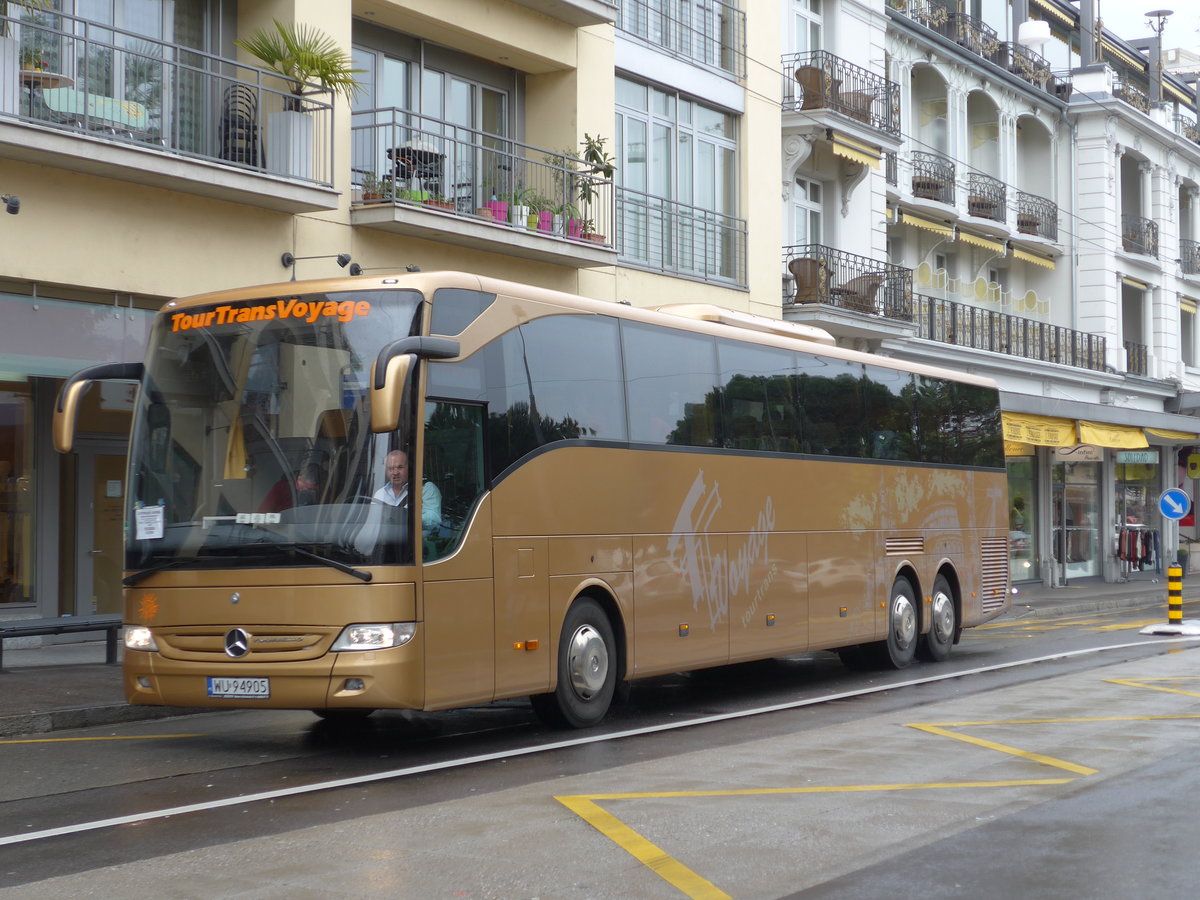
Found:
[885,537,924,556]
[979,536,1010,612]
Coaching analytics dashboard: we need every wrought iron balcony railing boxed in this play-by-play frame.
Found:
[965,171,1006,222]
[1125,340,1149,377]
[914,294,1108,372]
[1113,77,1151,114]
[888,2,1070,99]
[911,151,955,204]
[1175,115,1200,146]
[1181,239,1200,276]
[351,109,614,247]
[1016,192,1058,240]
[783,51,900,136]
[1121,213,1159,258]
[618,0,746,80]
[782,243,913,319]
[3,10,334,185]
[617,185,746,287]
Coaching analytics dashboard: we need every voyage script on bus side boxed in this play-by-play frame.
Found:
[667,470,777,632]
[169,298,372,331]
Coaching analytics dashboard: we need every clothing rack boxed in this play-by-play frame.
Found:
[1115,525,1160,577]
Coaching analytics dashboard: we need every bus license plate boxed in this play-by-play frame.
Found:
[207,676,270,699]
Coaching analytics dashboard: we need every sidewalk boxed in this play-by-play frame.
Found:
[1,577,1195,738]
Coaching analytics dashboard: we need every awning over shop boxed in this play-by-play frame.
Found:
[1077,421,1148,449]
[900,210,953,236]
[1001,414,1197,454]
[1002,412,1076,448]
[956,229,1006,254]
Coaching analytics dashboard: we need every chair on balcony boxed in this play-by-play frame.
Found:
[1017,213,1041,235]
[387,143,445,196]
[788,257,825,304]
[834,273,885,313]
[219,85,263,168]
[967,195,999,219]
[794,66,840,110]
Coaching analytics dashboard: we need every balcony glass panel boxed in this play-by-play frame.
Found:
[2,9,334,185]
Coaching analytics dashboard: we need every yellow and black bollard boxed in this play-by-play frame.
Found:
[1168,564,1183,625]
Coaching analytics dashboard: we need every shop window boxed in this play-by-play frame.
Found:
[0,383,33,606]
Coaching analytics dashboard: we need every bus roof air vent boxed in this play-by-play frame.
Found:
[654,304,836,346]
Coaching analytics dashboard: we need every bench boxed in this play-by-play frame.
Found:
[0,614,122,670]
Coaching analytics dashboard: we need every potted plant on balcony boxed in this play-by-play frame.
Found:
[575,133,615,243]
[234,19,362,179]
[2,1,52,116]
[360,172,383,202]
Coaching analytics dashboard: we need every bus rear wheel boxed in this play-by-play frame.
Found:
[531,597,617,729]
[918,574,956,662]
[875,577,918,669]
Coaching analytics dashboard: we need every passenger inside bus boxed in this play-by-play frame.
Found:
[258,462,322,513]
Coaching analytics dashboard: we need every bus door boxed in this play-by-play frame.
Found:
[419,402,497,709]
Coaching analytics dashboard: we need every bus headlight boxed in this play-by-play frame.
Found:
[125,626,158,651]
[331,623,415,652]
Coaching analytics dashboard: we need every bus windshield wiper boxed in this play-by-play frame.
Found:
[123,557,192,587]
[248,541,373,583]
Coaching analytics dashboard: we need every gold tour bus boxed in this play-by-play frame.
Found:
[54,271,1010,727]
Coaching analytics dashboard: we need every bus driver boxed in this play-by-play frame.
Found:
[373,449,442,530]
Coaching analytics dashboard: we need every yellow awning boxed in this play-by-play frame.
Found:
[1011,247,1056,269]
[902,211,953,237]
[1005,441,1036,457]
[1121,276,1149,290]
[1101,39,1146,73]
[957,230,1006,254]
[1002,412,1077,447]
[1078,421,1148,449]
[1181,297,1198,314]
[1165,81,1191,105]
[829,133,881,169]
[1146,427,1199,441]
[1032,0,1073,26]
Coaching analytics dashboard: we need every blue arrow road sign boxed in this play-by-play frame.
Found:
[1159,488,1192,520]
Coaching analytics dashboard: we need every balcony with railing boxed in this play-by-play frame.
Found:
[913,293,1108,372]
[783,51,900,135]
[617,186,746,286]
[618,0,745,80]
[782,244,913,319]
[508,0,617,26]
[1121,213,1159,257]
[888,1,1070,99]
[911,151,955,205]
[1113,77,1151,114]
[965,171,1006,222]
[350,109,616,267]
[1175,115,1200,146]
[0,10,336,211]
[1125,340,1149,377]
[1181,239,1200,276]
[1016,192,1058,241]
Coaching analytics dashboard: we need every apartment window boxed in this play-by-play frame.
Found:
[1183,301,1197,368]
[616,75,741,282]
[791,0,822,54]
[792,176,822,246]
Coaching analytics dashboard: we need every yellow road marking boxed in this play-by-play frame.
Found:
[0,734,199,745]
[1091,619,1174,632]
[556,779,1071,900]
[907,723,1098,775]
[1106,676,1200,699]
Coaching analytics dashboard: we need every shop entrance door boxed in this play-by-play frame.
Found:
[1051,458,1102,583]
[73,442,127,616]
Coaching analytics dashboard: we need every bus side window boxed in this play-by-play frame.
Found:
[423,401,486,561]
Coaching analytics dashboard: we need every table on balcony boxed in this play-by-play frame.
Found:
[19,70,74,118]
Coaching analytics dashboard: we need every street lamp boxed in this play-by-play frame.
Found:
[1145,9,1173,104]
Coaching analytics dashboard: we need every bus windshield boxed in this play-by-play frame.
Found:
[125,289,424,575]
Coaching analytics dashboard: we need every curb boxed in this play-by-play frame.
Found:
[0,704,210,738]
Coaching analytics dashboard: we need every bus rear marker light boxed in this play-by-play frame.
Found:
[766,614,776,627]
[678,624,689,636]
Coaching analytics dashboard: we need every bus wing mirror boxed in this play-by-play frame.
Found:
[53,362,144,453]
[370,337,460,435]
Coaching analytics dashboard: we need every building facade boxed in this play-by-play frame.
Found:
[0,0,777,622]
[783,0,1200,588]
[5,0,1200,629]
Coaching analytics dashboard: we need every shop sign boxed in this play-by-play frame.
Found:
[1055,444,1102,463]
[1188,453,1200,480]
[1117,450,1158,464]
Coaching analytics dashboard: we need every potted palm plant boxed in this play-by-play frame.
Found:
[234,19,362,179]
[576,133,615,243]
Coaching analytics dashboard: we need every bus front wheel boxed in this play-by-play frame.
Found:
[918,574,956,662]
[876,577,918,669]
[531,598,617,729]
